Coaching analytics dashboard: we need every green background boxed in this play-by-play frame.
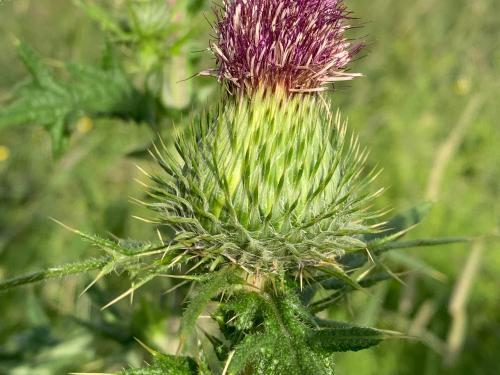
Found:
[0,0,498,374]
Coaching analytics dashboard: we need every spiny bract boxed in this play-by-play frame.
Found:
[204,0,363,94]
[145,91,382,278]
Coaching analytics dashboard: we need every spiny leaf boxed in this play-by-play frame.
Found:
[307,321,400,352]
[373,236,468,253]
[201,329,228,362]
[321,272,392,291]
[221,286,396,373]
[219,292,262,332]
[364,201,433,242]
[213,291,263,346]
[16,41,59,89]
[317,263,362,291]
[228,331,335,375]
[52,218,161,256]
[0,257,109,292]
[180,268,241,341]
[305,236,468,310]
[120,353,200,375]
[227,333,278,375]
[338,235,468,272]
[226,287,335,375]
[0,42,136,155]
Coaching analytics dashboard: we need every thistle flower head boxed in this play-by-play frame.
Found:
[206,0,363,94]
[141,1,378,283]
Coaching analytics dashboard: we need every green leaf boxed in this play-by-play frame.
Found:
[318,264,362,291]
[52,219,161,256]
[0,42,136,155]
[226,288,336,375]
[337,203,433,272]
[372,237,468,253]
[339,205,466,273]
[180,268,241,341]
[0,257,109,292]
[321,272,392,291]
[219,292,262,331]
[201,329,227,362]
[120,353,199,375]
[364,201,433,242]
[212,291,264,351]
[307,320,398,352]
[228,331,336,375]
[16,41,59,89]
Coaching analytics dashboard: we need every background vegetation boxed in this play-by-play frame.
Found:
[0,0,498,374]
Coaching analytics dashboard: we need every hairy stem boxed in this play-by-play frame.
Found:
[0,257,109,292]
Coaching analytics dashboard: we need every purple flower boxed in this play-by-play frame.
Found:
[203,0,363,94]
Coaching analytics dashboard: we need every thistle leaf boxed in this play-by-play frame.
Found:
[228,331,336,375]
[0,42,136,155]
[0,257,109,292]
[364,201,433,242]
[321,272,392,291]
[120,353,200,375]
[227,288,336,375]
[338,202,453,271]
[307,321,399,352]
[373,237,469,253]
[317,264,362,291]
[180,268,241,341]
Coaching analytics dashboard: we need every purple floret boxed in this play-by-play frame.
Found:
[203,0,363,94]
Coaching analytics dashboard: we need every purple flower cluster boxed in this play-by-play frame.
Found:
[204,0,363,94]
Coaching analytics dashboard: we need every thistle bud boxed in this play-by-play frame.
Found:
[150,96,380,278]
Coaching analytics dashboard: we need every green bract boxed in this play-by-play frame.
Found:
[146,90,383,278]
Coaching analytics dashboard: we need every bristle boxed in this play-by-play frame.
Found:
[207,0,363,94]
[147,93,379,275]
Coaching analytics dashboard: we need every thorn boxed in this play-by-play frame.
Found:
[176,338,185,356]
[156,228,165,245]
[380,261,407,287]
[222,350,235,375]
[49,217,80,235]
[134,337,158,356]
[131,215,161,224]
[135,164,152,178]
[299,268,304,291]
[79,267,109,297]
[101,287,135,310]
[365,248,376,265]
[163,280,189,295]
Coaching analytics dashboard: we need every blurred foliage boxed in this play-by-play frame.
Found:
[0,42,139,155]
[333,0,500,374]
[0,0,499,374]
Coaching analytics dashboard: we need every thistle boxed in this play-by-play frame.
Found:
[147,0,378,285]
[0,1,467,374]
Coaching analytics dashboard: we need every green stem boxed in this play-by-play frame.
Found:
[0,257,109,292]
